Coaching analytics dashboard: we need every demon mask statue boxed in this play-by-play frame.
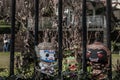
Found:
[87,41,110,80]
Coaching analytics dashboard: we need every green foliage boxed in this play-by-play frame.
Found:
[0,27,11,34]
[0,20,11,34]
[112,60,120,80]
[42,5,54,17]
[0,25,10,28]
[43,21,52,29]
[0,52,120,79]
[40,17,53,29]
[15,64,34,79]
[0,20,9,25]
[0,20,5,24]
[0,52,10,69]
[0,68,9,77]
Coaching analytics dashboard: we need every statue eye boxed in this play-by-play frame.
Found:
[97,53,103,58]
[54,54,56,57]
[46,54,49,57]
[86,51,91,58]
[69,64,71,66]
[75,63,78,66]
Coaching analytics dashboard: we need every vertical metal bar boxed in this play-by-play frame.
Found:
[106,0,112,79]
[58,0,63,79]
[34,0,39,46]
[33,1,39,79]
[34,0,39,78]
[10,0,16,76]
[82,0,87,73]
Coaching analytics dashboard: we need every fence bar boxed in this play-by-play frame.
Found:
[82,0,87,73]
[106,0,112,79]
[34,0,39,46]
[10,0,16,76]
[58,0,63,79]
[33,0,39,79]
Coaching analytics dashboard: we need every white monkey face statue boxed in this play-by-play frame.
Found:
[39,50,55,62]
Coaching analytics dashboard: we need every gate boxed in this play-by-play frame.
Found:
[10,0,112,80]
